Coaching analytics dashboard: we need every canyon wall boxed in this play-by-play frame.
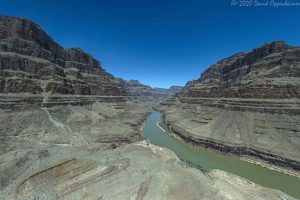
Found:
[0,15,126,95]
[158,41,300,173]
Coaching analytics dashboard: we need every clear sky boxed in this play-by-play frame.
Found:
[1,0,300,88]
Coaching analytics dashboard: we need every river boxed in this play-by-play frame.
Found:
[142,111,300,199]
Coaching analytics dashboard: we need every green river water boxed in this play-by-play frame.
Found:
[142,111,300,199]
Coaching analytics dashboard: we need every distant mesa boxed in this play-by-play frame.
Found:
[125,79,182,100]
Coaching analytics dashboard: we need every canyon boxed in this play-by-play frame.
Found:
[0,15,298,199]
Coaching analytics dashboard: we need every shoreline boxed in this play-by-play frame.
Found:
[156,119,300,179]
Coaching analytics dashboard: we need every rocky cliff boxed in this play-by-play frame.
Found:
[0,15,126,95]
[0,15,150,152]
[158,41,300,174]
[180,41,299,98]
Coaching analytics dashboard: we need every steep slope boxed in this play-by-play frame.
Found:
[158,41,300,174]
[180,41,299,98]
[0,15,126,95]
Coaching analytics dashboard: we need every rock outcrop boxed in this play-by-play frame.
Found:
[0,15,126,95]
[157,41,300,174]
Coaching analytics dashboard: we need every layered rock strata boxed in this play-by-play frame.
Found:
[157,41,300,174]
[181,41,300,98]
[0,14,150,156]
[0,15,126,95]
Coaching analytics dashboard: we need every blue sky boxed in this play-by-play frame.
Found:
[1,0,300,88]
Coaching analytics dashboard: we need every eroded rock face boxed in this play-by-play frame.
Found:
[180,41,300,98]
[0,15,126,95]
[158,41,300,173]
